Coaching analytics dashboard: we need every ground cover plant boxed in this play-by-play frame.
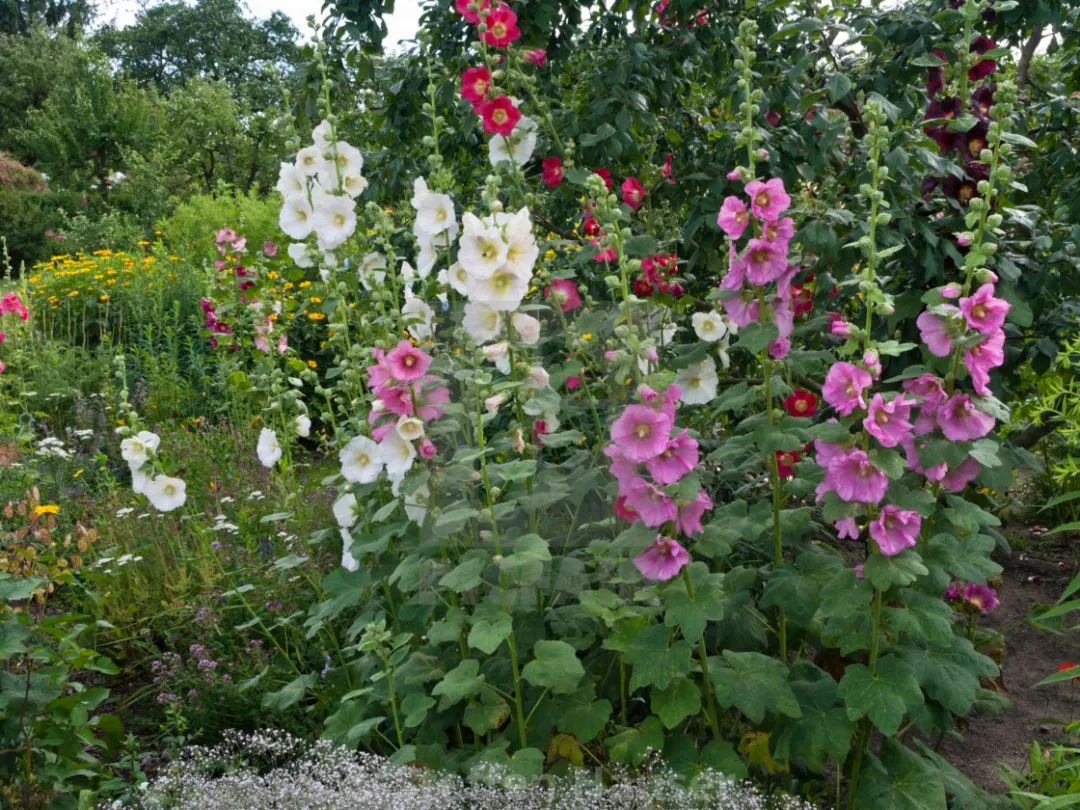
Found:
[1,0,1079,808]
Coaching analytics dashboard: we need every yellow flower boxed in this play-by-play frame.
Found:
[307,359,318,368]
[34,505,60,516]
[581,332,593,341]
[299,281,312,289]
[100,294,109,302]
[307,312,326,321]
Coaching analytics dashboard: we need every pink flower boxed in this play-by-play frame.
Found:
[523,48,547,66]
[460,66,492,107]
[645,429,699,484]
[594,247,617,263]
[944,582,964,601]
[963,582,999,613]
[263,240,278,257]
[744,178,791,222]
[621,177,646,211]
[0,293,29,321]
[455,0,491,24]
[385,340,432,381]
[762,217,794,245]
[742,238,788,286]
[662,153,675,182]
[676,489,712,537]
[937,394,995,441]
[480,3,521,47]
[822,362,873,416]
[722,293,758,329]
[864,394,916,448]
[959,284,1009,334]
[835,517,860,540]
[613,495,639,522]
[916,309,955,357]
[964,329,1005,396]
[716,196,749,238]
[634,536,690,581]
[869,505,921,556]
[824,449,889,504]
[942,456,981,491]
[768,337,790,360]
[623,477,678,526]
[541,156,564,188]
[415,378,450,422]
[478,95,521,135]
[609,404,674,462]
[544,278,581,312]
[830,319,854,338]
[593,168,613,190]
[419,438,437,459]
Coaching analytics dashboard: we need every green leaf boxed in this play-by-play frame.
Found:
[432,659,485,710]
[605,622,693,692]
[468,612,513,655]
[400,691,435,728]
[521,640,585,694]
[855,739,946,809]
[663,564,726,642]
[490,460,537,484]
[500,534,551,574]
[605,715,666,766]
[434,506,481,537]
[735,322,779,354]
[773,664,854,771]
[0,620,31,660]
[0,575,45,602]
[710,651,802,723]
[262,673,315,711]
[463,693,511,734]
[826,72,852,102]
[439,555,488,593]
[897,640,997,715]
[556,695,612,743]
[861,551,929,591]
[510,748,545,781]
[651,677,702,729]
[838,655,923,735]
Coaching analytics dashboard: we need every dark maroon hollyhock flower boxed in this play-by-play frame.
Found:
[920,176,940,200]
[972,84,995,119]
[791,284,813,316]
[927,49,948,98]
[633,277,654,297]
[669,282,686,298]
[968,36,997,81]
[943,163,986,207]
[924,96,963,153]
[766,111,781,126]
[961,120,989,163]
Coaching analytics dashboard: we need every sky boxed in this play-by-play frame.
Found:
[94,0,425,47]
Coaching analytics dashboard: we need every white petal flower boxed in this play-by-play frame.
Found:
[511,312,541,345]
[379,431,416,479]
[402,294,435,340]
[295,145,330,179]
[488,116,538,167]
[716,335,732,369]
[120,430,160,467]
[339,435,383,484]
[311,192,356,251]
[311,119,334,150]
[404,483,429,525]
[295,415,311,438]
[332,493,357,529]
[465,266,529,311]
[279,195,314,240]
[526,365,550,392]
[500,207,539,280]
[675,356,719,405]
[413,185,457,238]
[143,475,187,512]
[131,465,149,495]
[457,213,508,279]
[358,252,387,290]
[395,416,425,442]
[323,141,364,185]
[276,162,305,198]
[340,528,360,572]
[445,262,470,296]
[288,242,314,268]
[485,393,506,414]
[257,428,282,468]
[692,311,728,343]
[482,342,511,374]
[415,238,439,279]
[342,173,369,199]
[462,301,503,344]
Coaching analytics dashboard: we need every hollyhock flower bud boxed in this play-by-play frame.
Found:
[768,337,790,360]
[716,196,749,239]
[604,350,620,362]
[959,283,1010,334]
[478,95,521,136]
[541,156,564,188]
[757,149,769,160]
[822,362,873,416]
[765,111,781,126]
[870,505,922,556]
[263,240,278,257]
[419,438,437,459]
[634,536,690,581]
[830,319,854,338]
[744,178,791,222]
[938,394,995,441]
[523,48,547,66]
[662,153,675,182]
[956,233,972,248]
[941,283,962,299]
[514,427,528,452]
[621,177,646,211]
[963,583,999,613]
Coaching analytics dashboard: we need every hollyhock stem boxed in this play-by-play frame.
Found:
[846,574,884,809]
[681,567,722,739]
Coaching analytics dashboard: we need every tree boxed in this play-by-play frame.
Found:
[0,0,91,36]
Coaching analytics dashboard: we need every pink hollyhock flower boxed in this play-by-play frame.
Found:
[419,438,437,459]
[460,66,492,107]
[900,435,947,483]
[624,477,678,527]
[959,283,1010,334]
[263,240,278,257]
[916,309,955,357]
[830,318,854,338]
[523,48,547,66]
[565,375,581,390]
[784,389,818,418]
[742,238,788,286]
[610,404,674,462]
[835,517,859,540]
[965,329,1005,396]
[594,247,617,263]
[775,449,799,478]
[938,394,995,441]
[386,340,432,381]
[942,281,963,297]
[478,95,521,136]
[277,335,288,354]
[864,393,916,448]
[745,178,791,222]
[825,449,889,504]
[367,347,393,392]
[368,411,397,441]
[942,456,981,491]
[634,536,690,581]
[0,293,28,320]
[863,350,882,379]
[379,385,414,417]
[721,293,758,329]
[854,564,864,581]
[822,362,873,416]
[613,495,639,522]
[869,505,921,556]
[541,156,564,188]
[963,582,999,613]
[676,489,712,537]
[726,168,742,181]
[455,0,490,24]
[414,379,450,421]
[813,432,847,467]
[662,153,675,182]
[763,217,794,244]
[622,177,646,211]
[944,581,963,601]
[544,278,581,312]
[716,196,749,238]
[593,168,613,190]
[904,373,947,435]
[481,3,521,47]
[645,429,699,485]
[768,337,790,360]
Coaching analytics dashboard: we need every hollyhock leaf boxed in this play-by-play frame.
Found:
[439,555,488,593]
[862,551,929,591]
[883,591,954,646]
[652,677,702,729]
[944,495,1001,529]
[563,166,593,185]
[433,659,485,710]
[715,382,758,412]
[262,673,316,711]
[663,563,726,642]
[468,611,513,655]
[490,459,537,483]
[754,424,810,453]
[399,691,435,728]
[522,640,585,694]
[699,739,748,778]
[854,739,946,810]
[925,532,1001,584]
[808,421,854,443]
[605,621,692,692]
[434,507,482,537]
[762,555,841,627]
[371,500,399,522]
[710,651,801,723]
[890,488,938,517]
[736,322,780,353]
[898,639,997,716]
[605,716,665,767]
[968,438,1002,468]
[773,663,854,771]
[557,697,612,743]
[869,448,906,480]
[911,53,947,67]
[624,235,659,256]
[509,748,545,781]
[579,123,616,147]
[428,608,466,645]
[537,430,584,449]
[463,693,510,735]
[875,340,918,357]
[838,655,923,735]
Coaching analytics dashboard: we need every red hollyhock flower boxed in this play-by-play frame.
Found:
[662,152,675,183]
[455,0,490,24]
[541,156,564,188]
[481,3,521,48]
[633,277,654,297]
[775,449,800,478]
[565,375,582,390]
[791,284,813,316]
[621,177,646,211]
[478,95,521,136]
[524,48,547,66]
[783,389,818,418]
[583,215,601,237]
[593,168,613,190]
[765,111,781,126]
[1057,662,1080,682]
[460,66,491,107]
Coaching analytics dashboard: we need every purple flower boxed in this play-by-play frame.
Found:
[822,362,873,416]
[869,505,922,556]
[963,582,999,613]
[634,536,690,581]
[864,394,916,448]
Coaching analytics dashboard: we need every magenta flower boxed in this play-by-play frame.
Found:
[621,177,646,212]
[944,582,963,602]
[386,340,432,381]
[916,309,955,357]
[613,496,639,522]
[822,362,873,416]
[963,582,999,613]
[824,449,889,504]
[545,278,582,312]
[942,456,981,491]
[745,178,791,222]
[414,378,451,421]
[835,517,860,540]
[864,394,916,448]
[722,292,758,329]
[768,337,790,360]
[645,429,699,485]
[610,404,674,462]
[742,238,789,286]
[814,434,847,468]
[717,196,750,238]
[623,477,678,527]
[959,284,1010,334]
[676,488,712,537]
[964,329,1005,396]
[263,240,278,257]
[419,438,437,459]
[869,505,922,556]
[379,384,415,417]
[634,536,690,581]
[937,394,995,441]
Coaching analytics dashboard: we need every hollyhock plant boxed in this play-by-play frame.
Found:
[523,48,547,66]
[645,430,699,485]
[959,284,1010,334]
[864,394,916,448]
[460,66,491,107]
[869,505,922,556]
[822,362,873,416]
[744,178,791,221]
[480,3,521,47]
[634,536,690,581]
[938,394,995,441]
[835,517,860,540]
[675,489,712,537]
[478,96,521,136]
[741,238,788,286]
[609,405,674,462]
[623,478,679,527]
[385,340,432,381]
[916,309,957,357]
[593,168,613,190]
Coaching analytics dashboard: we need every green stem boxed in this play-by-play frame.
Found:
[682,567,722,739]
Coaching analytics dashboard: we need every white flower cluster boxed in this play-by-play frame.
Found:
[121,430,187,512]
[332,483,429,572]
[278,119,367,269]
[489,113,538,168]
[676,310,736,405]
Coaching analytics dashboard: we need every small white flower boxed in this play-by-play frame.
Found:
[256,428,282,469]
[341,172,369,199]
[340,436,383,484]
[279,195,314,240]
[131,466,149,495]
[412,178,457,238]
[395,416,425,442]
[445,262,470,296]
[675,356,719,405]
[143,475,187,512]
[404,484,430,525]
[462,301,503,345]
[311,119,334,150]
[340,528,360,572]
[288,242,315,268]
[115,507,135,518]
[378,431,416,479]
[457,213,508,279]
[526,365,550,391]
[295,415,311,438]
[717,334,732,370]
[276,161,305,198]
[318,141,364,191]
[692,311,728,343]
[511,312,541,345]
[311,192,356,251]
[358,252,387,290]
[466,266,529,311]
[499,207,539,279]
[482,342,511,374]
[333,493,358,529]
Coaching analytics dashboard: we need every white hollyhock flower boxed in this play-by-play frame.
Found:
[333,493,357,529]
[485,393,506,414]
[415,238,439,279]
[402,294,435,341]
[500,207,539,279]
[340,529,360,572]
[462,301,503,344]
[311,119,334,150]
[358,252,387,290]
[312,192,356,251]
[444,262,470,296]
[279,195,314,240]
[399,261,417,285]
[143,475,187,512]
[341,173,368,199]
[716,334,732,370]
[288,242,314,268]
[395,416,425,442]
[511,312,541,345]
[131,465,149,495]
[340,435,383,484]
[404,483,430,525]
[488,116,538,167]
[466,265,529,311]
[379,431,416,479]
[323,141,364,185]
[675,356,719,405]
[458,213,508,279]
[412,177,456,238]
[121,431,160,467]
[295,414,311,438]
[482,342,511,374]
[256,428,282,468]
[276,162,305,198]
[295,145,330,179]
[692,311,728,343]
[526,365,550,391]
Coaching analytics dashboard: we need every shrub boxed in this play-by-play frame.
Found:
[156,191,286,268]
